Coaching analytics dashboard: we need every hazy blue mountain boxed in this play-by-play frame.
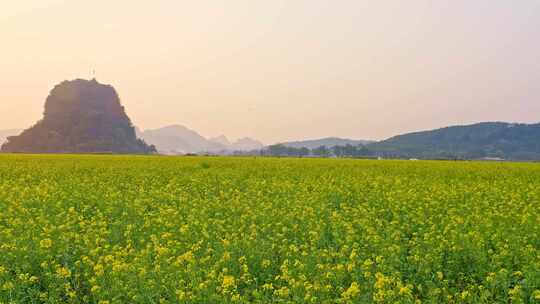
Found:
[230,137,264,151]
[209,135,231,147]
[280,137,374,149]
[138,125,263,154]
[369,122,540,160]
[139,125,221,154]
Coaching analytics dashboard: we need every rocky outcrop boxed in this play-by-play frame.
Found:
[1,79,155,154]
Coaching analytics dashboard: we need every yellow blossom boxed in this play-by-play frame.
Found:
[342,282,360,299]
[40,238,53,249]
[222,275,235,290]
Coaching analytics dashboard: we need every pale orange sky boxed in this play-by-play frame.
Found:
[1,1,540,144]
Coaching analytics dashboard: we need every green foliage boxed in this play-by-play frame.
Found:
[1,155,540,303]
[370,122,540,160]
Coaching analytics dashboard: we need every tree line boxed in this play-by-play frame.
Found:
[258,144,375,158]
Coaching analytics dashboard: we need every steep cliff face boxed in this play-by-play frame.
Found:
[1,79,155,154]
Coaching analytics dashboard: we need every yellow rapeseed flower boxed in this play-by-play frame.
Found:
[40,238,53,249]
[274,287,290,298]
[222,275,235,290]
[342,282,360,299]
[56,267,71,279]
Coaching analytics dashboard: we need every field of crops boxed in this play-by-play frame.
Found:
[1,155,540,303]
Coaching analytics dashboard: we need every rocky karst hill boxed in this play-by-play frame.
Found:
[1,79,155,154]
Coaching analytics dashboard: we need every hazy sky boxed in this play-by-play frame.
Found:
[1,1,539,144]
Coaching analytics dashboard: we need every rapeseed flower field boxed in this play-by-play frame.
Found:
[1,154,540,303]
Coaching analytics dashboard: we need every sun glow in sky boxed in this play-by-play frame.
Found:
[1,1,540,143]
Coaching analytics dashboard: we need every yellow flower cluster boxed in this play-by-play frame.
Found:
[0,154,539,303]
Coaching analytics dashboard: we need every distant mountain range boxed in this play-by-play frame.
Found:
[370,122,540,160]
[136,125,264,154]
[271,122,540,160]
[280,137,374,149]
[3,121,540,160]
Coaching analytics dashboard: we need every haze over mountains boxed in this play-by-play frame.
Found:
[0,124,372,155]
[136,125,264,154]
[139,121,540,160]
[4,121,540,160]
